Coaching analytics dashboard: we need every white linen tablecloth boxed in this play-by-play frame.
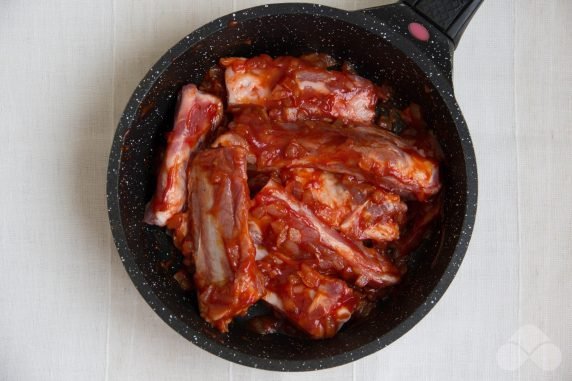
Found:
[1,0,570,380]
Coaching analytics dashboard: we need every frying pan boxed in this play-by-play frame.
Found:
[107,0,481,371]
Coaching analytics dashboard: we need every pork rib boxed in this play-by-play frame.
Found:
[221,55,284,107]
[221,55,377,124]
[189,147,264,332]
[144,84,223,226]
[221,107,440,201]
[258,251,358,339]
[281,168,407,242]
[268,66,377,124]
[250,180,401,288]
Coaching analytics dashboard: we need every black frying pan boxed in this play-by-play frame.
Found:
[107,0,481,371]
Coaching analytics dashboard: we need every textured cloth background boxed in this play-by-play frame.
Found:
[1,0,570,380]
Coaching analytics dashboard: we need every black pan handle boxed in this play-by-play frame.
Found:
[402,0,483,47]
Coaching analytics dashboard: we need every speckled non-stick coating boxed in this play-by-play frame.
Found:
[107,3,477,371]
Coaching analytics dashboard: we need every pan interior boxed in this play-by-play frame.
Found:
[114,11,468,363]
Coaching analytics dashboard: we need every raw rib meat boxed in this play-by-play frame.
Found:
[221,107,440,201]
[281,168,407,242]
[221,55,377,124]
[250,180,401,288]
[144,84,223,226]
[268,66,377,124]
[258,251,358,339]
[143,53,444,339]
[189,147,264,332]
[221,55,284,107]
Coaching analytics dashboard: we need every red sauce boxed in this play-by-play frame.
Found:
[147,54,443,339]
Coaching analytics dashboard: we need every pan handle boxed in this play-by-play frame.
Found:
[401,0,483,47]
[360,1,483,82]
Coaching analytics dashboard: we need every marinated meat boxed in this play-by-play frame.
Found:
[258,251,358,339]
[145,54,443,337]
[144,85,223,226]
[250,180,401,288]
[221,55,377,124]
[281,168,407,242]
[220,107,440,200]
[189,147,264,331]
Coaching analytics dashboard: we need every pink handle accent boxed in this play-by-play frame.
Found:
[408,22,430,42]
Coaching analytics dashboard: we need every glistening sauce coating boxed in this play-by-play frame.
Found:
[145,53,442,339]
